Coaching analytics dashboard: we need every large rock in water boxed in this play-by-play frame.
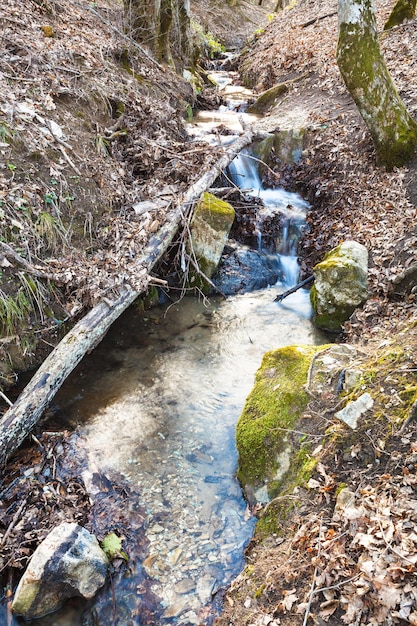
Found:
[236,344,329,504]
[187,192,235,292]
[310,241,368,332]
[12,522,108,619]
[212,243,282,294]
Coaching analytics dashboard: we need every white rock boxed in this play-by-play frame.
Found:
[335,392,374,429]
[12,522,108,619]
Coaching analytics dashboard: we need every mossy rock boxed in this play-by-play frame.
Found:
[187,192,235,293]
[246,83,289,114]
[236,344,330,503]
[310,241,368,332]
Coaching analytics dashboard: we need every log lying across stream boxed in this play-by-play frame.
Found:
[0,128,262,469]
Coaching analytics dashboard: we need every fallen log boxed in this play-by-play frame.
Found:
[274,275,314,302]
[0,127,258,469]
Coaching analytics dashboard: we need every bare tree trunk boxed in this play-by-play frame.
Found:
[384,0,416,29]
[124,0,190,68]
[337,0,417,169]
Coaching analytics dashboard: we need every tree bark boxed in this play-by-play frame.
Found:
[384,0,416,29]
[337,0,417,169]
[124,0,190,68]
[0,128,259,470]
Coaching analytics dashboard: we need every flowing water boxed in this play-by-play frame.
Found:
[9,63,327,626]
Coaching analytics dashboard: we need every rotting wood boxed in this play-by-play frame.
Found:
[0,127,259,470]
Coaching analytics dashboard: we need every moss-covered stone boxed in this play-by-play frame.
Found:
[236,344,330,503]
[187,192,235,293]
[246,83,289,114]
[135,286,159,313]
[310,241,368,332]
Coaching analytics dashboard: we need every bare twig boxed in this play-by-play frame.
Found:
[305,347,332,395]
[0,392,13,408]
[313,572,362,595]
[275,275,314,302]
[302,517,323,626]
[0,499,27,548]
[302,11,337,28]
[0,242,57,282]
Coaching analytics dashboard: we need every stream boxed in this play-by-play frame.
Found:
[11,62,326,625]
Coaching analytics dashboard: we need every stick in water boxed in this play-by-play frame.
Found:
[274,275,314,302]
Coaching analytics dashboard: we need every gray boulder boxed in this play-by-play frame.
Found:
[12,522,108,619]
[212,243,282,294]
[310,240,368,331]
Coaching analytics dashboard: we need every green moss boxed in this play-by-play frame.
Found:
[253,583,266,598]
[310,283,356,332]
[194,192,235,230]
[135,286,159,313]
[187,192,235,292]
[311,243,368,331]
[120,49,145,83]
[337,7,417,170]
[246,83,289,114]
[384,0,416,29]
[335,482,348,496]
[236,344,329,500]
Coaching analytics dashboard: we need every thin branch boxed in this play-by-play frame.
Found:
[0,392,13,408]
[0,241,57,282]
[302,517,323,626]
[302,11,337,28]
[0,499,27,548]
[275,275,314,302]
[313,572,361,595]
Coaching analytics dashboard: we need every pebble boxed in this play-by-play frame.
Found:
[169,547,183,564]
[163,597,190,618]
[196,575,216,603]
[174,579,196,594]
[150,524,164,534]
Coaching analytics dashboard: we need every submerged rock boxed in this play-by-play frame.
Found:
[310,240,368,332]
[12,522,108,619]
[212,243,282,294]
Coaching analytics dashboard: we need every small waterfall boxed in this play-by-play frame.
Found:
[228,149,262,191]
[228,149,309,288]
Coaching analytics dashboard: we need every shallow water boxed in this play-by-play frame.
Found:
[38,284,324,624]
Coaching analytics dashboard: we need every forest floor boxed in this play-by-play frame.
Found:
[1,0,417,624]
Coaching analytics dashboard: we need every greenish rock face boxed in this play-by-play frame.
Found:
[187,192,235,292]
[384,0,416,30]
[246,83,289,114]
[310,241,368,332]
[236,344,329,503]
